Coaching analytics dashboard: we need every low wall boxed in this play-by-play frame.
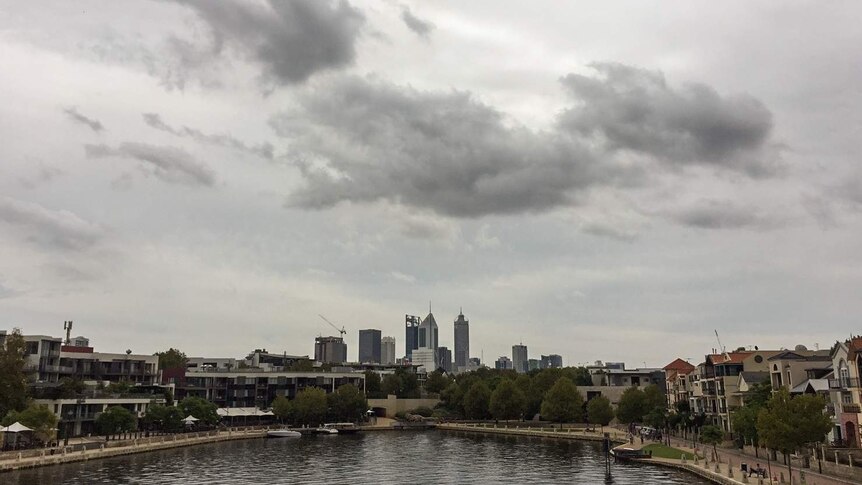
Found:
[367,395,441,418]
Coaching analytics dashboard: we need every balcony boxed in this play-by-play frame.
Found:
[842,403,861,414]
[829,378,862,389]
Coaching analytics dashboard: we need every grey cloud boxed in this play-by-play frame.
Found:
[271,76,632,218]
[668,200,773,229]
[143,113,274,159]
[401,7,435,37]
[176,0,365,86]
[85,142,216,187]
[559,63,779,177]
[0,196,104,251]
[19,162,65,189]
[63,107,104,132]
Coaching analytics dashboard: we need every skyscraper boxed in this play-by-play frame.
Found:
[381,336,396,365]
[411,311,439,372]
[358,329,382,363]
[453,310,469,372]
[512,344,528,373]
[314,336,347,364]
[437,346,452,373]
[495,356,513,370]
[405,315,420,359]
[541,354,563,369]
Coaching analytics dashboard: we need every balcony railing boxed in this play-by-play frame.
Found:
[842,403,861,414]
[829,378,862,389]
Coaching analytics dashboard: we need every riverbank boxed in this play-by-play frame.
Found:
[437,423,758,485]
[0,428,267,473]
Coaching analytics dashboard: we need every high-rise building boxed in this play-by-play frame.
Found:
[405,315,420,360]
[454,310,469,372]
[381,336,396,365]
[495,356,513,370]
[541,354,563,369]
[528,358,541,371]
[437,346,452,373]
[314,336,347,364]
[512,344,528,373]
[358,329,382,363]
[412,312,439,371]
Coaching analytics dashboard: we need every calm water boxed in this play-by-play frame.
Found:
[5,431,710,484]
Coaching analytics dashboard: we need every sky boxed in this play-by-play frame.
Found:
[1,1,861,368]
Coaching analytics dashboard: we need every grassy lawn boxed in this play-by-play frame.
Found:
[641,443,696,460]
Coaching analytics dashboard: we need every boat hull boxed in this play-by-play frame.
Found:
[267,430,302,438]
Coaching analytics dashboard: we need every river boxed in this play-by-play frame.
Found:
[5,431,711,484]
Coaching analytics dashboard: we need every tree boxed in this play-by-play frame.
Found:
[757,389,832,482]
[540,377,584,425]
[424,370,450,394]
[293,387,328,426]
[364,371,382,398]
[328,384,367,423]
[178,396,219,425]
[0,329,28,419]
[380,369,421,398]
[642,384,666,413]
[96,406,137,436]
[381,374,402,397]
[616,387,647,424]
[489,379,526,421]
[586,396,614,430]
[154,348,188,370]
[288,359,314,372]
[142,404,183,432]
[271,396,293,423]
[2,403,59,443]
[562,367,594,387]
[462,381,491,419]
[700,424,724,459]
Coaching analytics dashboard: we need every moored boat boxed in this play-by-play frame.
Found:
[314,425,339,434]
[325,422,360,434]
[267,429,302,438]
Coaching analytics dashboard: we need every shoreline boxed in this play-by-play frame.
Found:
[438,423,743,485]
[0,429,267,473]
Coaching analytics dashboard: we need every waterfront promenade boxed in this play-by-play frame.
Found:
[0,428,267,473]
[439,423,861,485]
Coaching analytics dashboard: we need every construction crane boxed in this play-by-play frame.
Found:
[318,314,346,337]
[714,329,727,358]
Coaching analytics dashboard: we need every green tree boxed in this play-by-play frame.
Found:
[562,367,594,386]
[364,371,382,398]
[381,374,402,397]
[462,381,491,419]
[424,370,450,394]
[700,424,724,459]
[586,396,614,430]
[105,380,132,394]
[57,377,86,398]
[142,403,183,432]
[287,359,314,372]
[328,384,367,423]
[2,403,59,443]
[178,396,219,425]
[293,387,328,426]
[758,389,832,481]
[271,395,293,423]
[644,407,668,433]
[96,406,137,436]
[540,377,584,425]
[489,379,526,421]
[642,384,666,413]
[154,348,188,370]
[616,387,647,424]
[731,405,760,446]
[0,329,28,419]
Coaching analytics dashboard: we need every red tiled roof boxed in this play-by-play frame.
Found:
[708,351,753,365]
[663,358,695,373]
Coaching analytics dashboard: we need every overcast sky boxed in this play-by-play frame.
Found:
[1,1,861,367]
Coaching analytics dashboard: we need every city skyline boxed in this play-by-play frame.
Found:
[2,1,862,367]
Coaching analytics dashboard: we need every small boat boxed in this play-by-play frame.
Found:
[314,425,339,434]
[325,422,360,434]
[267,429,302,438]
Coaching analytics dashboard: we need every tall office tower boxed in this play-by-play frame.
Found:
[436,346,452,373]
[314,336,347,364]
[541,354,563,369]
[358,329,382,363]
[381,336,396,365]
[453,310,469,372]
[512,344,528,373]
[412,311,439,372]
[405,315,421,360]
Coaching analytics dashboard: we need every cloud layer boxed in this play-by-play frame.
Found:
[63,107,104,132]
[85,142,216,186]
[143,113,273,159]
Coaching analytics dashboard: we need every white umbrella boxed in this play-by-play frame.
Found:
[182,415,199,423]
[4,422,33,433]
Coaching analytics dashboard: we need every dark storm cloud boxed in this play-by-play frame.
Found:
[271,76,635,218]
[62,107,104,132]
[143,113,274,159]
[176,0,365,86]
[85,142,216,187]
[401,7,435,37]
[668,200,773,229]
[0,196,104,251]
[558,63,779,177]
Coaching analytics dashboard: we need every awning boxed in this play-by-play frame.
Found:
[3,422,33,433]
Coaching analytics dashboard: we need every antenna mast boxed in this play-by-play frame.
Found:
[63,320,73,345]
